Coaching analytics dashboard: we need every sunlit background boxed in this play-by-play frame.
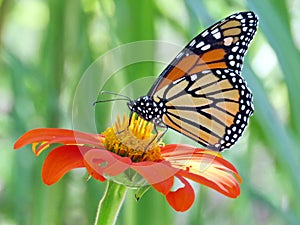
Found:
[1,0,300,224]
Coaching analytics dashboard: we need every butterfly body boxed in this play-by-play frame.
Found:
[128,11,258,151]
[127,96,166,126]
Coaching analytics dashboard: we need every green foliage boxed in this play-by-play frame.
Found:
[1,0,299,224]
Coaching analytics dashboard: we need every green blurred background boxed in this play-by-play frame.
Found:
[1,0,300,224]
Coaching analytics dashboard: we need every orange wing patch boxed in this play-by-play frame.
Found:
[155,54,199,91]
[193,49,227,72]
[156,48,228,92]
[200,49,226,63]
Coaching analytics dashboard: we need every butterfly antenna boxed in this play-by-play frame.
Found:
[93,91,132,106]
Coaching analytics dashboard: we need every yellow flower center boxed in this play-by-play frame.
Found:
[102,113,164,162]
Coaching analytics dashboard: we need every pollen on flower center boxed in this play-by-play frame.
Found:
[102,113,163,162]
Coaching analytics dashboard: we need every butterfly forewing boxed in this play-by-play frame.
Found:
[148,11,258,96]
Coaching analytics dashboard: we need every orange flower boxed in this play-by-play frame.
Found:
[14,114,242,212]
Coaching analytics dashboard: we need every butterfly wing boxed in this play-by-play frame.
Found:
[154,68,253,151]
[149,11,258,151]
[148,11,258,96]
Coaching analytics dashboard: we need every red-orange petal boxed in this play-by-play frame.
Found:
[166,176,195,212]
[131,160,179,185]
[42,145,91,185]
[14,128,103,154]
[161,144,222,159]
[83,149,132,177]
[178,161,241,198]
[84,160,106,182]
[161,144,198,155]
[163,146,241,198]
[151,176,174,195]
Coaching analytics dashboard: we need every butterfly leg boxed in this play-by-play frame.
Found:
[154,123,168,143]
[143,123,168,152]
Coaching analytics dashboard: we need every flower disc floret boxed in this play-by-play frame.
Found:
[103,114,163,162]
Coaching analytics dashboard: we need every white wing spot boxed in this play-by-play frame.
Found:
[224,37,233,46]
[201,44,211,51]
[173,76,185,84]
[228,55,234,60]
[211,28,219,34]
[232,46,239,52]
[189,39,196,47]
[196,41,205,48]
[213,32,221,39]
[201,30,209,37]
[191,74,198,81]
[236,14,243,19]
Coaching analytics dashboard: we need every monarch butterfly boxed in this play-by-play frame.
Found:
[127,11,258,151]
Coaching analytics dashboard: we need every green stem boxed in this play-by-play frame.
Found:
[94,181,128,225]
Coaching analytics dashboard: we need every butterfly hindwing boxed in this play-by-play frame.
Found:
[153,68,253,151]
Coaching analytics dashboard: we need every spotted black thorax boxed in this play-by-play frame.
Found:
[127,96,166,126]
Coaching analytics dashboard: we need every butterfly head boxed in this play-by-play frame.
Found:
[127,96,166,126]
